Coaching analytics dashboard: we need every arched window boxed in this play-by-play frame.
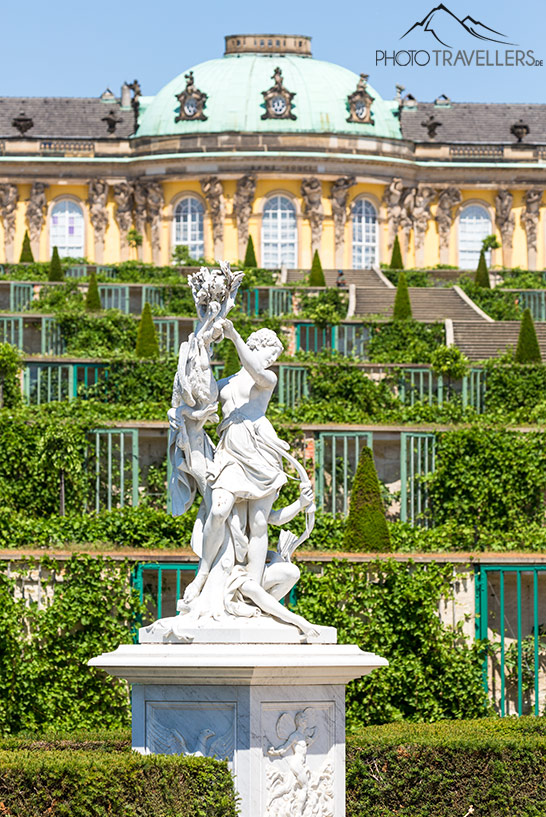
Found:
[459,204,492,268]
[262,195,297,268]
[173,197,205,259]
[50,199,85,257]
[352,199,378,268]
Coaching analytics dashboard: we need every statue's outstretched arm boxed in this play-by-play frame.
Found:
[269,483,313,526]
[223,320,276,389]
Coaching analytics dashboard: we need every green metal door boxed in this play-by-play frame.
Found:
[400,432,436,525]
[99,285,129,312]
[89,428,139,511]
[0,317,23,348]
[315,431,373,516]
[277,365,308,408]
[10,282,34,311]
[476,565,546,717]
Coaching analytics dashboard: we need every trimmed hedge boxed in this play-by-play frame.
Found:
[347,717,546,816]
[0,735,237,816]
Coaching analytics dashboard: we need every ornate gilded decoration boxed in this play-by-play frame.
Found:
[435,187,462,259]
[88,180,109,261]
[0,184,18,262]
[330,176,355,256]
[175,71,208,122]
[346,74,374,125]
[201,176,225,253]
[511,119,530,143]
[146,182,164,262]
[421,114,442,139]
[301,177,323,254]
[233,175,256,256]
[261,67,296,120]
[26,182,47,248]
[101,109,122,134]
[12,111,33,136]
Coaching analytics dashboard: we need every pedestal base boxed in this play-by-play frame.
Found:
[89,644,387,817]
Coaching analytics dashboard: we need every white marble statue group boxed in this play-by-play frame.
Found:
[142,262,325,643]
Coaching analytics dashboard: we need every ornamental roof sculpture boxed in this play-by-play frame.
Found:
[346,73,374,124]
[175,71,208,122]
[261,66,296,120]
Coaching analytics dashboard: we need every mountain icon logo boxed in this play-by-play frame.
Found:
[401,3,517,48]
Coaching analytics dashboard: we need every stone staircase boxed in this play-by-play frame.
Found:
[353,287,488,322]
[452,321,546,360]
[285,268,390,287]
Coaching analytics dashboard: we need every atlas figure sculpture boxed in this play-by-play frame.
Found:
[142,262,321,642]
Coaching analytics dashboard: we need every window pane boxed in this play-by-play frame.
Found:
[459,205,491,268]
[261,195,297,268]
[50,200,84,257]
[352,199,377,269]
[173,197,205,259]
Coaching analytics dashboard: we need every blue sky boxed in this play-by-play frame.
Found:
[2,0,544,103]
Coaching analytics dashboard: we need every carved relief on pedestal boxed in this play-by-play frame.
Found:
[146,182,165,264]
[520,188,543,270]
[330,176,355,266]
[495,189,515,267]
[301,177,323,256]
[412,185,436,266]
[0,184,18,262]
[435,187,462,264]
[26,182,48,259]
[147,702,235,763]
[113,182,134,261]
[201,176,225,256]
[88,180,109,264]
[233,175,256,259]
[264,705,334,817]
[382,177,405,250]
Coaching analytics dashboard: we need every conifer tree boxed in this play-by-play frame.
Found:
[389,235,404,270]
[85,270,102,312]
[515,308,542,364]
[344,446,391,552]
[19,231,33,263]
[136,302,159,358]
[309,250,326,286]
[393,271,412,320]
[474,250,491,288]
[243,235,257,268]
[48,246,63,282]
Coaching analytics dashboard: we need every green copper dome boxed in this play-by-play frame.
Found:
[135,53,401,140]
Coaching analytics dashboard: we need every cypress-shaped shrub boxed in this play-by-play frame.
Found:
[48,246,63,282]
[19,231,33,263]
[474,249,491,288]
[344,446,391,552]
[85,271,102,311]
[393,271,412,320]
[309,250,326,286]
[389,235,403,270]
[516,307,542,363]
[243,235,257,268]
[136,302,159,358]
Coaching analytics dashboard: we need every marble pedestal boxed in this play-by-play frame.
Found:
[90,643,387,817]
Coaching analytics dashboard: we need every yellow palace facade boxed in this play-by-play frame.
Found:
[0,34,545,271]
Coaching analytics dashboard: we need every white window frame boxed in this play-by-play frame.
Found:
[458,204,492,268]
[261,195,298,269]
[172,196,205,260]
[49,198,85,258]
[352,198,378,268]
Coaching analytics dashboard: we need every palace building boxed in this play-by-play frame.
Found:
[0,33,545,270]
